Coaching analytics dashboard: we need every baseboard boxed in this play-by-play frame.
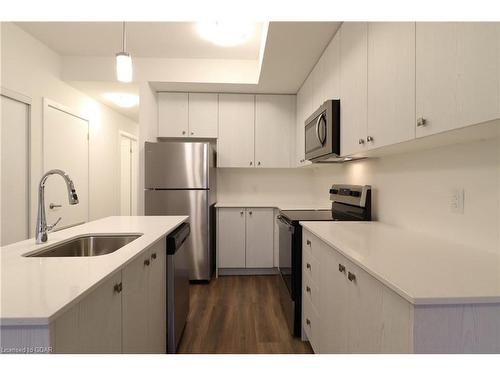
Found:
[218,268,279,276]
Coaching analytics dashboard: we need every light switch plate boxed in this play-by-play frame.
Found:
[450,188,465,214]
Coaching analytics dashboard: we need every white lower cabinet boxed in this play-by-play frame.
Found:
[52,239,167,353]
[303,230,411,354]
[217,207,274,270]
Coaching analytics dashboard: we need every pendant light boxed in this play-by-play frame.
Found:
[116,22,133,82]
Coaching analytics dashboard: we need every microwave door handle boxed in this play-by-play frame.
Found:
[316,113,326,145]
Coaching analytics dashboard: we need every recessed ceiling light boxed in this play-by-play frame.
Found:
[103,93,139,108]
[196,21,254,47]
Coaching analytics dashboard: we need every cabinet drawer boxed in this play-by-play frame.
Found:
[303,296,321,353]
[303,232,324,258]
[303,247,320,286]
[303,273,320,312]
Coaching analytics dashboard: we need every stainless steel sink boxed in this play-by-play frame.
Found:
[25,234,142,257]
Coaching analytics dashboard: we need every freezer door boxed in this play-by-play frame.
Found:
[145,141,209,189]
[145,189,213,281]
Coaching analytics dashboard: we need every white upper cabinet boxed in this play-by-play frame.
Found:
[158,92,189,137]
[217,94,255,168]
[255,95,295,168]
[311,53,326,109]
[367,22,416,149]
[188,93,218,138]
[324,32,341,100]
[340,22,368,156]
[416,22,500,137]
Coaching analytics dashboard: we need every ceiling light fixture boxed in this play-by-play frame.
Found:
[116,22,133,82]
[103,93,139,108]
[196,21,254,47]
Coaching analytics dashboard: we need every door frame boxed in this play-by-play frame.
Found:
[118,131,138,215]
[1,86,32,240]
[42,97,90,224]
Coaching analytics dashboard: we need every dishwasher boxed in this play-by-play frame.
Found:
[166,222,191,354]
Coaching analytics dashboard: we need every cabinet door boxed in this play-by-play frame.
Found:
[346,260,384,353]
[147,239,167,353]
[311,54,326,109]
[255,95,295,168]
[367,22,416,149]
[324,31,341,100]
[217,208,246,268]
[340,22,368,156]
[318,243,349,353]
[295,85,312,167]
[416,22,500,137]
[245,208,274,268]
[217,94,255,168]
[122,251,150,353]
[78,271,122,353]
[158,92,189,137]
[188,93,218,138]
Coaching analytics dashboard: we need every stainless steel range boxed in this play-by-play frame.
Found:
[277,184,372,337]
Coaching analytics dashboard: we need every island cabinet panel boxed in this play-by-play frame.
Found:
[147,239,167,353]
[53,271,122,353]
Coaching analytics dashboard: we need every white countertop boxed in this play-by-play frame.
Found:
[300,221,500,305]
[216,202,331,211]
[0,216,188,326]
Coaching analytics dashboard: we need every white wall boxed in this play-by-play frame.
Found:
[1,22,138,235]
[217,168,316,205]
[310,138,500,252]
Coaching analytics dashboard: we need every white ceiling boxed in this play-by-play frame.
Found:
[70,81,139,122]
[16,21,340,122]
[16,22,263,59]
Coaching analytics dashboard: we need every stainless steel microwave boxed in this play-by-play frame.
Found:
[304,99,340,162]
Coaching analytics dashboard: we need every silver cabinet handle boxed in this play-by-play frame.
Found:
[240,211,244,215]
[190,131,194,135]
[348,271,356,282]
[49,203,62,209]
[358,138,365,145]
[338,264,346,273]
[249,161,253,166]
[417,117,427,127]
[144,259,150,266]
[182,130,186,135]
[306,286,311,293]
[306,240,311,246]
[257,161,261,166]
[306,263,311,270]
[151,253,157,260]
[306,318,311,326]
[366,136,374,143]
[248,211,252,215]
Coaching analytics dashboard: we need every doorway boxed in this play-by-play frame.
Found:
[119,132,138,216]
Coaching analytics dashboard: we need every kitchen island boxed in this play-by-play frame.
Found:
[0,215,188,353]
[300,221,500,353]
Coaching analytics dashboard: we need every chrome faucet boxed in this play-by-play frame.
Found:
[36,169,79,244]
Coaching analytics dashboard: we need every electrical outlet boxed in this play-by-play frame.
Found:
[450,188,465,214]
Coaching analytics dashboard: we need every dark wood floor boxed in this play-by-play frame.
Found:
[177,275,313,354]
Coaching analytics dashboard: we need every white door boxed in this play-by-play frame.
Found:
[1,94,29,245]
[43,100,89,230]
[158,92,189,137]
[245,208,274,268]
[217,94,255,168]
[120,134,137,216]
[217,208,246,268]
[367,22,416,149]
[188,93,218,138]
[255,95,295,168]
[340,22,368,156]
[416,22,500,137]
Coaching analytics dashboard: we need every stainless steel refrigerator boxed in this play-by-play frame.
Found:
[145,141,216,281]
